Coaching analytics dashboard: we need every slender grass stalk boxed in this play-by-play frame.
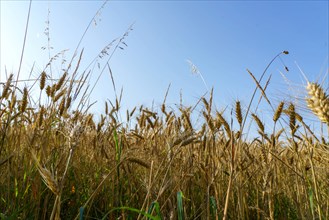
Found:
[241,51,289,134]
[15,0,32,91]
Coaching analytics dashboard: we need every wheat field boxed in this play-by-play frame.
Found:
[0,50,328,220]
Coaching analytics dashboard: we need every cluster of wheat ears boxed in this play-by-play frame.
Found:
[0,48,328,220]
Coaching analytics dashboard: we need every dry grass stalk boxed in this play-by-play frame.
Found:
[0,154,14,167]
[247,69,271,105]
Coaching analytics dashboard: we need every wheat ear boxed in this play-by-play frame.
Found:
[306,82,329,125]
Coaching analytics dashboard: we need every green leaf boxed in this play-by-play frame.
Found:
[79,207,84,220]
[177,191,184,220]
[147,201,162,219]
[0,213,8,220]
[14,178,18,198]
[308,187,314,217]
[210,196,218,219]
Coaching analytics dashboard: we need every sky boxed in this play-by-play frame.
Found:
[0,0,328,132]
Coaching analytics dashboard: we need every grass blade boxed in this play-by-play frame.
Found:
[177,191,184,220]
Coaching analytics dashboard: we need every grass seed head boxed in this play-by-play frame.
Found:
[306,82,329,124]
[38,106,45,126]
[59,98,66,116]
[1,74,13,99]
[216,112,231,138]
[288,103,297,134]
[252,113,264,134]
[40,71,47,90]
[105,101,109,115]
[9,94,16,111]
[56,72,67,91]
[66,96,72,109]
[20,87,28,112]
[273,102,284,122]
[46,85,52,97]
[54,88,67,103]
[235,101,243,125]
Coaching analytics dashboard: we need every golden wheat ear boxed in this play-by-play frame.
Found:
[31,152,60,196]
[306,82,329,125]
[235,101,243,126]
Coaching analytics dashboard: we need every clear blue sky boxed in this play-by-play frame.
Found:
[1,1,328,128]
